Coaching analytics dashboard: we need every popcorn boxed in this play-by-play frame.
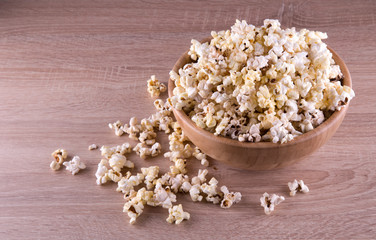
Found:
[169,19,355,143]
[189,184,203,202]
[117,172,145,194]
[169,158,187,175]
[288,179,309,196]
[201,177,222,204]
[147,75,167,97]
[220,186,242,208]
[100,142,132,159]
[123,117,141,140]
[141,166,160,189]
[133,142,161,159]
[108,153,134,172]
[50,148,68,171]
[95,159,109,185]
[62,156,86,175]
[260,192,285,215]
[191,169,208,185]
[106,169,123,182]
[149,182,177,208]
[108,120,124,136]
[166,204,190,224]
[88,144,98,150]
[123,187,154,224]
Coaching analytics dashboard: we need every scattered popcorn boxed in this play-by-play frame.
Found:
[260,192,285,215]
[220,186,242,208]
[50,148,68,171]
[288,179,309,196]
[166,204,190,224]
[147,75,167,97]
[109,120,125,136]
[169,19,355,143]
[62,156,86,175]
[123,117,141,140]
[100,142,132,159]
[123,187,154,224]
[88,144,98,150]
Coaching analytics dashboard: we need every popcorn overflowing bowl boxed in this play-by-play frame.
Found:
[168,20,353,170]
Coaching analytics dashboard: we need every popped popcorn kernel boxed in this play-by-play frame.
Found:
[50,148,68,171]
[220,186,242,208]
[109,120,125,136]
[260,192,285,215]
[88,144,98,150]
[62,156,86,175]
[288,179,309,196]
[166,204,190,224]
[95,159,110,185]
[141,166,160,189]
[123,187,154,224]
[147,75,167,97]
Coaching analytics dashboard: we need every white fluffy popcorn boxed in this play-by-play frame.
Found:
[288,179,309,196]
[108,153,134,172]
[147,75,167,97]
[50,148,68,171]
[62,156,86,175]
[133,142,161,159]
[123,187,154,224]
[260,192,285,215]
[109,120,125,136]
[100,143,132,159]
[149,182,177,209]
[95,159,109,185]
[117,172,145,195]
[88,144,98,150]
[141,166,160,189]
[169,19,355,143]
[220,186,242,208]
[166,204,190,224]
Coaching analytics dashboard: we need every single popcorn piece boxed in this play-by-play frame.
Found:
[288,179,309,196]
[201,177,223,204]
[166,204,190,224]
[88,144,98,150]
[50,148,68,171]
[95,159,110,185]
[123,117,141,140]
[108,120,125,136]
[220,186,242,208]
[62,156,86,175]
[148,182,177,208]
[117,172,145,194]
[191,169,208,185]
[189,184,203,202]
[106,169,123,182]
[147,75,167,97]
[141,166,160,189]
[260,192,285,215]
[169,19,355,143]
[108,153,134,172]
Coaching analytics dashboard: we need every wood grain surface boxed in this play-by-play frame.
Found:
[0,0,375,239]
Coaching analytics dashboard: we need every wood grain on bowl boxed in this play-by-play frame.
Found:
[168,40,352,170]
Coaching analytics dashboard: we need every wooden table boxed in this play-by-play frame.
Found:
[1,0,375,239]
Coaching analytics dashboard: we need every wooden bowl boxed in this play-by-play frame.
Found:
[168,40,352,170]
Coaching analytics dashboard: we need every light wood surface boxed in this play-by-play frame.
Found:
[0,0,375,239]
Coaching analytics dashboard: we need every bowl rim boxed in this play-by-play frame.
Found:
[168,38,352,149]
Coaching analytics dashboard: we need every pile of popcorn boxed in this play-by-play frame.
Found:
[169,19,355,143]
[94,76,241,225]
